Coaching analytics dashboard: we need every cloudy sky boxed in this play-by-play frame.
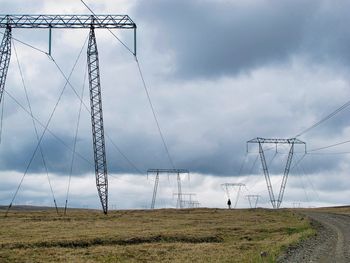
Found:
[0,0,349,211]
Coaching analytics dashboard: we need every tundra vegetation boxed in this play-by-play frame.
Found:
[0,207,313,262]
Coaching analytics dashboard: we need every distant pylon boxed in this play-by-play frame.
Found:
[147,169,189,209]
[247,137,306,209]
[245,195,260,208]
[221,183,245,208]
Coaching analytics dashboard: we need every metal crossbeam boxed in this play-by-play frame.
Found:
[0,27,11,105]
[87,27,108,214]
[147,169,189,209]
[147,168,189,174]
[0,15,136,29]
[247,137,306,208]
[247,137,306,145]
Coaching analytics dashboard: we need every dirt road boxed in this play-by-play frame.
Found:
[279,212,350,262]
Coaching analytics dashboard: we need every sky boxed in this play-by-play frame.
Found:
[0,0,349,210]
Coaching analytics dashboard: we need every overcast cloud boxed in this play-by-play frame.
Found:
[0,0,349,209]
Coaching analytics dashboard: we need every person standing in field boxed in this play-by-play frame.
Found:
[227,199,231,209]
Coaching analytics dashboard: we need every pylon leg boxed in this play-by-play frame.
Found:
[0,27,11,105]
[277,143,294,208]
[87,27,108,214]
[177,173,182,208]
[151,172,159,209]
[258,142,276,208]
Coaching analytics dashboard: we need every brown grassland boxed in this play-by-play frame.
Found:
[0,208,313,262]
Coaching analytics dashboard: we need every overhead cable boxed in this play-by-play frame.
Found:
[295,99,350,137]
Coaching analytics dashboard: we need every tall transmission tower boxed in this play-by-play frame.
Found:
[245,194,260,208]
[147,169,189,209]
[0,15,137,214]
[221,183,245,208]
[247,137,306,209]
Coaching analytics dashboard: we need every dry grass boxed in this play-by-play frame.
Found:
[0,208,313,262]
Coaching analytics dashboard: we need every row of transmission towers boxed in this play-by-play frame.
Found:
[147,169,200,209]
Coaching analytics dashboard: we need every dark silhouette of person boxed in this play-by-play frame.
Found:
[227,198,231,209]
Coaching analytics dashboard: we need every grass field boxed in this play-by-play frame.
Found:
[0,208,313,262]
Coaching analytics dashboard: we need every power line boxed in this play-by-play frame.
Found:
[5,36,86,216]
[135,58,175,169]
[65,61,88,216]
[48,37,144,175]
[237,153,248,176]
[80,0,175,170]
[295,99,350,137]
[105,134,144,174]
[4,89,93,166]
[295,165,310,204]
[80,0,135,56]
[4,39,146,174]
[308,139,350,152]
[0,30,48,55]
[43,31,143,175]
[298,163,321,202]
[13,40,59,214]
[308,151,350,155]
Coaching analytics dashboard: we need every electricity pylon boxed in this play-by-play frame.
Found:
[0,15,137,214]
[147,169,189,209]
[247,137,306,209]
[172,193,196,208]
[221,183,245,208]
[245,194,260,208]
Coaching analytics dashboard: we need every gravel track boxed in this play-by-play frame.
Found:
[278,212,350,263]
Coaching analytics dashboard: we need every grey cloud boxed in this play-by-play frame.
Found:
[0,0,349,178]
[133,0,350,79]
[133,0,317,79]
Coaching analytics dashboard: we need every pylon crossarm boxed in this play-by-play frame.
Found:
[0,15,136,29]
[147,168,189,174]
[247,137,305,145]
[0,27,11,105]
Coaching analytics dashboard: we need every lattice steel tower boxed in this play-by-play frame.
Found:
[0,15,137,214]
[247,137,306,209]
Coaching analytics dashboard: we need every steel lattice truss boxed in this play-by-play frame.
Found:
[87,27,108,214]
[0,27,11,105]
[247,137,306,209]
[0,14,136,214]
[247,137,306,145]
[0,15,136,29]
[147,169,189,209]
